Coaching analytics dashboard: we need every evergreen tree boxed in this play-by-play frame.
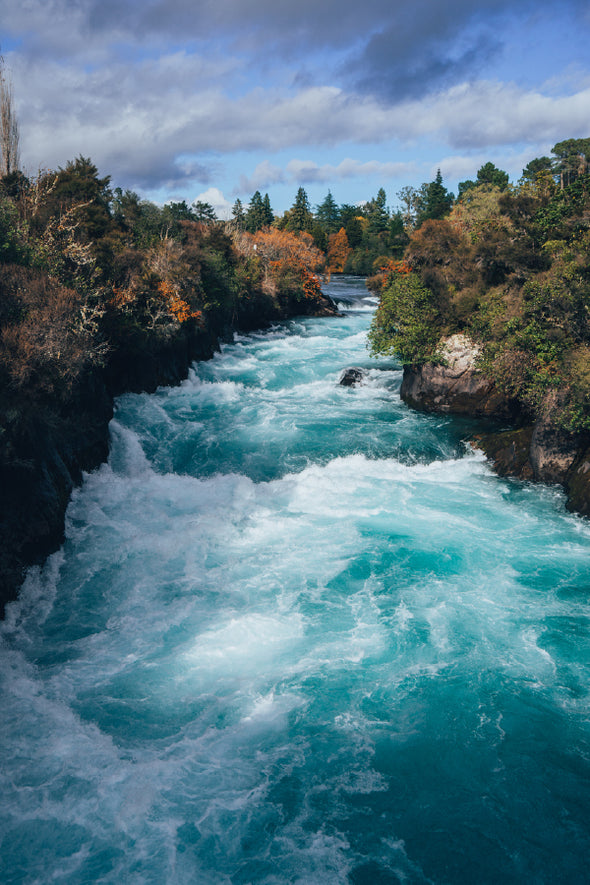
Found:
[286,187,313,232]
[192,201,216,223]
[521,157,553,183]
[246,191,267,232]
[551,138,590,189]
[388,211,409,257]
[315,191,340,235]
[476,162,510,190]
[262,193,274,226]
[417,170,453,225]
[232,198,246,229]
[366,187,389,235]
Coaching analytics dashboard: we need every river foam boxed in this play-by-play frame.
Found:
[2,278,590,884]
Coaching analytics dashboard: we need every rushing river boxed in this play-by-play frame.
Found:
[2,276,590,884]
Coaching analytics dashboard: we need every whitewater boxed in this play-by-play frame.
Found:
[2,275,590,884]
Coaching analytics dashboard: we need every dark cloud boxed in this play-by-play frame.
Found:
[349,29,503,100]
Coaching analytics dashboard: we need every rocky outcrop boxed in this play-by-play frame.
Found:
[339,367,366,387]
[400,334,514,418]
[0,367,113,615]
[401,335,590,517]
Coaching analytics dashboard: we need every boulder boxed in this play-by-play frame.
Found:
[400,334,512,418]
[339,367,366,387]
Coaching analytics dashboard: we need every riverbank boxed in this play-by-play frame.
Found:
[0,289,338,616]
[398,334,590,516]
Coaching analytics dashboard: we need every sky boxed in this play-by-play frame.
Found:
[2,0,590,217]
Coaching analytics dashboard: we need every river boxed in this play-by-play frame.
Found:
[2,276,590,883]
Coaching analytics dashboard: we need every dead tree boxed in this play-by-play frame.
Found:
[0,55,20,176]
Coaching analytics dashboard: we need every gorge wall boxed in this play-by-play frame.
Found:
[399,334,590,517]
[0,292,338,616]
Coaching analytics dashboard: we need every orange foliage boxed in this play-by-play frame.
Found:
[157,280,202,324]
[235,228,324,300]
[369,258,412,294]
[327,227,351,272]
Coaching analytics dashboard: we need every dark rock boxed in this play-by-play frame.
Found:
[339,367,366,387]
[529,391,580,484]
[473,426,534,480]
[400,335,514,419]
[565,447,590,516]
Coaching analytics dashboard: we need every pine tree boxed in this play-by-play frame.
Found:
[366,187,389,235]
[262,193,274,226]
[315,191,340,235]
[232,198,246,229]
[286,187,313,233]
[246,191,267,232]
[418,170,453,224]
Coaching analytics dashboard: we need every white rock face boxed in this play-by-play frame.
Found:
[436,334,481,375]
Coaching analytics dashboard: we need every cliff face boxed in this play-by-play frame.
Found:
[0,295,339,617]
[400,334,516,419]
[399,334,590,516]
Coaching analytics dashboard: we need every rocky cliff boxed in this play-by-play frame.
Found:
[399,334,590,516]
[0,293,339,617]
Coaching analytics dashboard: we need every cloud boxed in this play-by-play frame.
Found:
[17,52,590,190]
[193,187,233,219]
[3,0,590,204]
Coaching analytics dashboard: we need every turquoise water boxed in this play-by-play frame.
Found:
[2,276,590,884]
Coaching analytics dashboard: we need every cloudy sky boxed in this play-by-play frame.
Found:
[2,0,590,216]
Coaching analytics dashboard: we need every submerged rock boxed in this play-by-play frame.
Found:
[339,367,366,387]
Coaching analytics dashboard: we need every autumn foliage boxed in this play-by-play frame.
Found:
[233,227,325,303]
[326,227,351,272]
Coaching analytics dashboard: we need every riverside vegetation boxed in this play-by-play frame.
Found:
[368,138,590,515]
[2,137,590,609]
[0,159,339,612]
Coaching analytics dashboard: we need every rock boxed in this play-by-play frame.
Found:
[339,367,366,387]
[400,334,513,418]
[565,448,590,516]
[399,336,590,516]
[529,390,579,484]
[473,426,534,481]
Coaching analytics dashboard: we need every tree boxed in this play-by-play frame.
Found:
[551,138,590,189]
[246,191,267,232]
[315,190,340,234]
[262,193,274,226]
[475,162,509,190]
[366,187,389,235]
[388,211,409,257]
[368,270,440,365]
[192,201,216,223]
[521,156,553,183]
[0,56,19,177]
[327,227,351,272]
[417,170,453,225]
[286,187,313,233]
[164,200,194,221]
[232,198,245,229]
[396,185,423,229]
[457,179,477,198]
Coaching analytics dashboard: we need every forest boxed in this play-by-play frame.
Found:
[368,138,590,434]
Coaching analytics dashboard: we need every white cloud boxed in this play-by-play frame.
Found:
[194,187,233,219]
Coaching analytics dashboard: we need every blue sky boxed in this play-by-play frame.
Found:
[2,0,590,216]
